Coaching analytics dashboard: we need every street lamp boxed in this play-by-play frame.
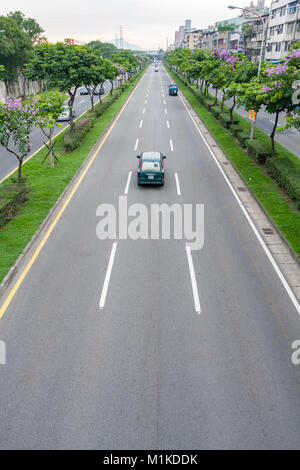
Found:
[228,5,268,138]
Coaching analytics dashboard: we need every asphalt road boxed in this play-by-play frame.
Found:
[208,85,300,157]
[0,79,119,183]
[0,66,300,450]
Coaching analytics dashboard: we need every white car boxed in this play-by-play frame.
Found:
[57,106,75,122]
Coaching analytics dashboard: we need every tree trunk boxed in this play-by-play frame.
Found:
[90,92,94,110]
[200,79,204,93]
[221,93,225,112]
[49,128,54,167]
[18,159,22,184]
[229,96,236,122]
[214,89,218,105]
[67,91,76,132]
[270,110,280,157]
[250,119,256,140]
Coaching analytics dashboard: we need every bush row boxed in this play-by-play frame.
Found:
[266,157,300,209]
[0,179,30,229]
[172,68,300,209]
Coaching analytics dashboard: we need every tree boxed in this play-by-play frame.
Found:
[7,11,44,44]
[36,91,65,166]
[0,97,40,183]
[226,58,258,121]
[0,16,33,82]
[218,21,236,33]
[25,43,107,131]
[88,41,118,58]
[259,61,300,155]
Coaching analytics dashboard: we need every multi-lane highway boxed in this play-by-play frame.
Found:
[0,66,300,450]
[0,79,118,183]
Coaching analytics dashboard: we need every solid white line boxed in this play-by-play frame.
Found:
[170,139,174,152]
[178,93,300,316]
[174,173,181,195]
[124,171,132,195]
[134,138,139,151]
[186,246,201,314]
[167,121,170,128]
[99,243,118,310]
[139,120,143,128]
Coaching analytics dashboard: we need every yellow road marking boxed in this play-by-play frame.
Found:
[0,72,145,320]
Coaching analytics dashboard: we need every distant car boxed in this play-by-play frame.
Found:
[80,87,89,95]
[155,68,158,72]
[56,106,75,122]
[80,86,105,96]
[137,151,166,186]
[94,85,105,95]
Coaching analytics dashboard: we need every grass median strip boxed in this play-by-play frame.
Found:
[167,67,300,259]
[0,69,146,284]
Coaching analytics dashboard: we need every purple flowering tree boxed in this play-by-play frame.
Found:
[259,58,300,155]
[0,97,40,183]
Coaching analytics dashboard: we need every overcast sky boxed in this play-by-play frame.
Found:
[2,0,254,49]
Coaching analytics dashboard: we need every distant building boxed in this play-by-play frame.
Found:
[213,17,248,52]
[183,30,203,50]
[265,0,300,61]
[243,10,270,62]
[174,30,181,46]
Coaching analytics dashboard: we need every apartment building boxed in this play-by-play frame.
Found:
[183,30,203,50]
[265,0,300,61]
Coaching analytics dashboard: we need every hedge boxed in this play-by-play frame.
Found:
[266,157,300,208]
[0,179,30,229]
[237,130,251,147]
[230,125,242,137]
[246,139,272,164]
[219,112,233,129]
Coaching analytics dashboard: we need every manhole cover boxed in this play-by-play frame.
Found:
[223,161,229,165]
[262,228,274,235]
[238,187,246,192]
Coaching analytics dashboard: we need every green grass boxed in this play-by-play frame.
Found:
[0,69,146,283]
[167,67,300,258]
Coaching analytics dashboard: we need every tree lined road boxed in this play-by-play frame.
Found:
[0,66,300,449]
[0,79,118,183]
[207,85,300,158]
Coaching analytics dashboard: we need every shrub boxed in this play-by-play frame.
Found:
[0,179,30,229]
[63,116,94,152]
[246,139,272,164]
[230,125,242,137]
[211,105,221,119]
[237,130,251,147]
[219,112,232,129]
[266,157,300,208]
